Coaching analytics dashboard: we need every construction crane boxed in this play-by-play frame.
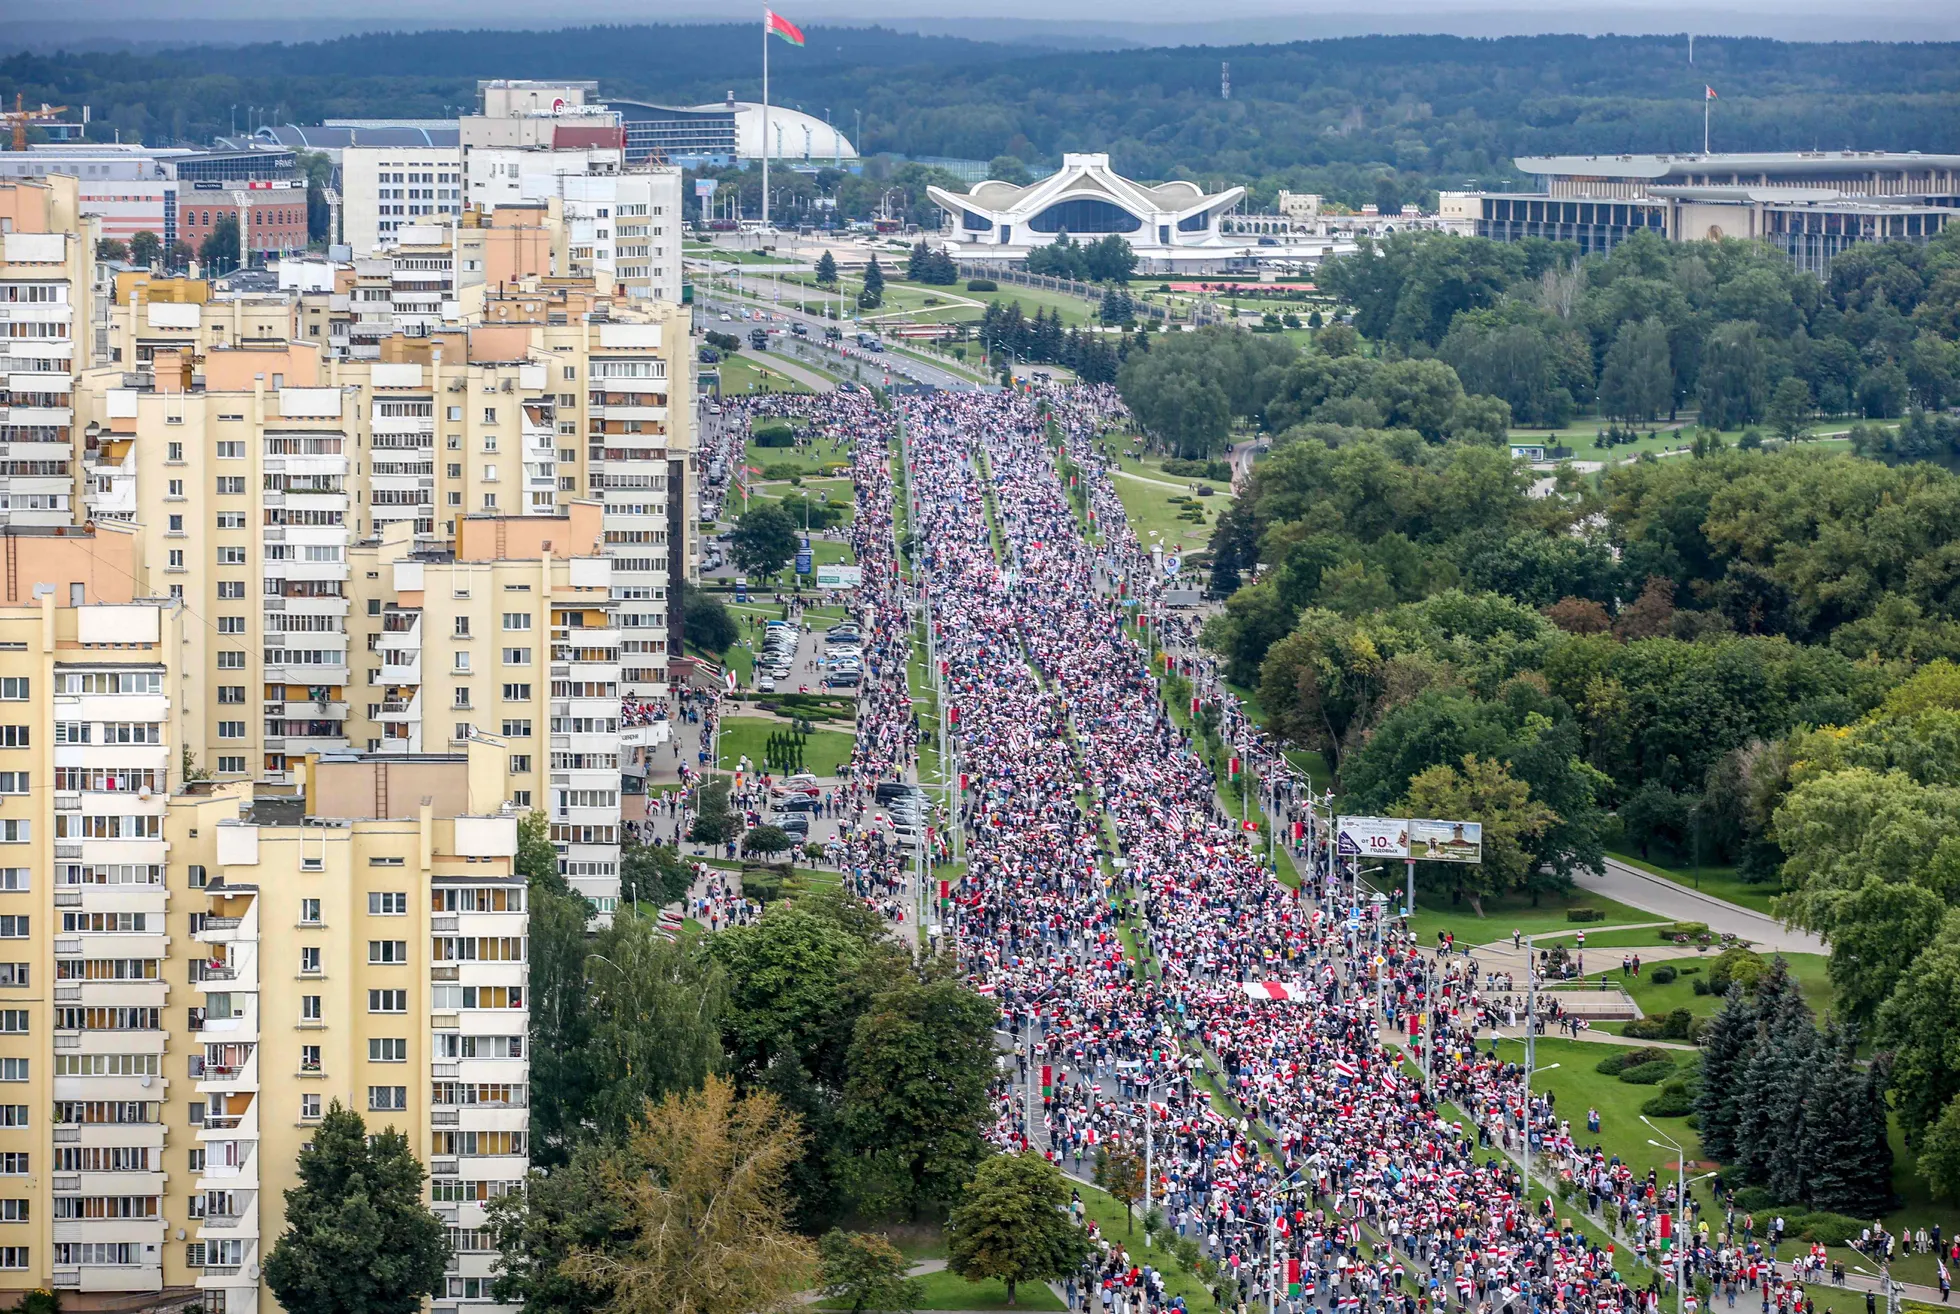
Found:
[4,94,69,152]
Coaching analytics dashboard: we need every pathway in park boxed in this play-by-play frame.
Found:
[1574,858,1825,954]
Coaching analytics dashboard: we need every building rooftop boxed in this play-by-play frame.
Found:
[1517,151,1960,179]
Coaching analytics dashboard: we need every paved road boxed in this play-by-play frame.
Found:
[1574,857,1825,954]
[694,291,982,393]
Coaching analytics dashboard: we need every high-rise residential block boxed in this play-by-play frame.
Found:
[0,176,97,528]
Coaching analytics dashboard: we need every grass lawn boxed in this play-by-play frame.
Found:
[1404,888,1660,948]
[743,436,854,479]
[718,353,811,396]
[908,1268,1065,1311]
[1111,450,1232,495]
[1066,1176,1219,1311]
[1606,850,1787,917]
[1108,474,1223,555]
[1584,952,1832,1034]
[715,716,857,777]
[1493,1037,1701,1178]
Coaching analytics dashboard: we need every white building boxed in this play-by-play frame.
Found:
[340,146,465,255]
[693,102,856,164]
[929,153,1248,268]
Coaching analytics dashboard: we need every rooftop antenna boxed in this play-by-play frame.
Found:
[1221,61,1231,100]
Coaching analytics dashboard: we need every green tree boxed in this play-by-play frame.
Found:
[815,249,839,286]
[562,1078,817,1314]
[1396,753,1558,912]
[580,915,727,1132]
[199,213,242,275]
[683,588,739,655]
[621,838,693,907]
[986,155,1033,187]
[743,823,794,856]
[1696,321,1770,429]
[1766,376,1813,441]
[165,239,196,270]
[1093,1145,1146,1233]
[731,503,801,579]
[516,809,562,890]
[860,255,885,309]
[97,237,129,262]
[1800,1035,1895,1217]
[129,229,162,268]
[945,1153,1092,1306]
[1597,316,1674,422]
[1692,986,1757,1164]
[528,881,600,1161]
[488,1141,633,1314]
[1918,1095,1960,1204]
[834,978,996,1218]
[1875,909,1960,1143]
[262,1101,450,1314]
[690,778,740,845]
[817,1230,922,1314]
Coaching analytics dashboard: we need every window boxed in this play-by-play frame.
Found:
[0,681,24,702]
[0,874,19,894]
[216,441,245,459]
[299,899,321,925]
[482,408,497,424]
[0,823,27,845]
[369,892,407,916]
[511,790,531,807]
[168,550,184,570]
[0,1247,22,1269]
[216,477,245,495]
[502,683,531,702]
[502,647,530,665]
[0,1061,21,1082]
[0,966,26,988]
[453,722,473,743]
[454,617,472,637]
[368,1085,407,1111]
[368,1038,407,1062]
[217,722,244,739]
[0,1156,21,1177]
[301,1094,321,1119]
[0,1013,23,1034]
[168,479,184,498]
[368,941,407,965]
[0,918,24,938]
[0,777,23,797]
[454,653,471,673]
[0,1107,25,1128]
[0,728,22,747]
[217,756,245,773]
[300,996,321,1021]
[509,755,531,774]
[217,512,246,529]
[453,687,472,709]
[369,989,407,1013]
[217,652,245,669]
[217,617,245,634]
[299,947,321,974]
[501,719,531,738]
[218,547,247,564]
[300,1045,321,1073]
[168,515,183,534]
[217,581,245,599]
[0,1200,26,1221]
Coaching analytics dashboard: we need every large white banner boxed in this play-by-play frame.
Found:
[1336,815,1409,860]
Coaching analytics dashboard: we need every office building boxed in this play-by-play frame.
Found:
[339,147,466,256]
[173,183,312,266]
[1460,151,1960,272]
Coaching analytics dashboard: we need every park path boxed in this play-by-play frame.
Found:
[1574,858,1824,954]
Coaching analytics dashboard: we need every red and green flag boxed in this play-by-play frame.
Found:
[1286,1258,1302,1298]
[1658,1211,1673,1252]
[1040,1064,1053,1098]
[766,9,805,44]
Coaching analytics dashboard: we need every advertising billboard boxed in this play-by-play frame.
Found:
[1408,818,1483,864]
[1335,815,1410,860]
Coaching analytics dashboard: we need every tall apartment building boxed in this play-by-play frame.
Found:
[0,176,97,528]
[179,750,526,1314]
[339,147,465,256]
[348,506,625,915]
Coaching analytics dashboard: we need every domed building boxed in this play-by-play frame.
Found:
[929,152,1248,268]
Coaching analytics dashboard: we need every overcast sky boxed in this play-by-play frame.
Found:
[27,0,1960,43]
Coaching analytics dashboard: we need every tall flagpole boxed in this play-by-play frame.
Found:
[761,9,771,232]
[1704,93,1710,156]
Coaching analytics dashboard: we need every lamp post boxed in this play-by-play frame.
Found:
[1643,1118,1700,1314]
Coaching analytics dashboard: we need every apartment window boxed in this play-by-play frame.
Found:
[218,654,245,671]
[299,947,321,974]
[0,966,26,988]
[482,408,497,424]
[0,1247,22,1269]
[0,1013,25,1033]
[447,406,462,421]
[168,479,184,498]
[368,1086,408,1111]
[300,899,321,924]
[188,1149,205,1172]
[453,616,471,637]
[219,547,247,564]
[369,893,407,916]
[217,582,245,599]
[501,719,531,737]
[369,989,407,1013]
[452,687,471,710]
[167,442,184,462]
[217,617,245,634]
[300,995,322,1021]
[0,681,24,702]
[454,652,471,674]
[482,493,497,510]
[483,464,498,483]
[216,441,245,459]
[0,823,26,844]
[0,777,24,798]
[502,647,530,665]
[368,941,407,965]
[168,515,184,533]
[511,790,531,808]
[217,477,246,495]
[217,756,245,773]
[0,728,22,748]
[453,723,473,743]
[217,512,246,529]
[0,1061,23,1082]
[0,918,25,938]
[188,864,207,888]
[217,722,244,739]
[447,491,463,507]
[0,1200,26,1221]
[509,755,531,774]
[0,1157,24,1177]
[0,1107,25,1128]
[368,1038,407,1063]
[502,683,531,703]
[168,550,185,569]
[301,1094,321,1119]
[300,1046,321,1073]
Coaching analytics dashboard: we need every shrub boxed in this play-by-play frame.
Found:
[1621,1016,1667,1040]
[1619,1059,1677,1085]
[1566,907,1605,922]
[762,462,803,480]
[1730,1187,1779,1213]
[1708,946,1768,995]
[1660,1008,1695,1040]
[1641,1085,1695,1117]
[1692,977,1711,995]
[1596,1052,1633,1075]
[1649,964,1678,984]
[753,421,797,448]
[1790,1212,1866,1247]
[1669,922,1711,939]
[1598,1047,1676,1076]
[966,279,998,292]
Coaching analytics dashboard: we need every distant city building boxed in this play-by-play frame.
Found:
[340,145,465,253]
[1460,151,1960,273]
[0,145,295,253]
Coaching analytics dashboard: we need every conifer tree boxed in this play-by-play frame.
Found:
[1693,985,1757,1163]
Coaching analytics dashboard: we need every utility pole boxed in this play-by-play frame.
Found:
[1142,1093,1153,1249]
[1523,932,1535,1207]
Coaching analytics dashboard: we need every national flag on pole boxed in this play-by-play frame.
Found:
[1228,754,1241,778]
[1040,1064,1053,1098]
[1705,85,1717,99]
[725,668,737,693]
[1287,1258,1302,1297]
[766,10,806,45]
[1658,1211,1674,1252]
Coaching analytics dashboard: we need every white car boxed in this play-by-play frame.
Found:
[718,313,732,321]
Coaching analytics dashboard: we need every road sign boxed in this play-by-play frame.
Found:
[815,564,862,589]
[795,535,813,576]
[1336,815,1410,859]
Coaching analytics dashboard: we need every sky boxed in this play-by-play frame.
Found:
[21,0,1960,44]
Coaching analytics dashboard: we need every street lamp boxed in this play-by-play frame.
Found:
[1851,1263,1904,1314]
[1643,1118,1706,1314]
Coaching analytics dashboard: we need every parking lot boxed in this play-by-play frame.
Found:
[744,614,864,696]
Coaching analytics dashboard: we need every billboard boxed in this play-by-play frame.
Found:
[1336,815,1409,860]
[1408,818,1483,864]
[815,564,863,590]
